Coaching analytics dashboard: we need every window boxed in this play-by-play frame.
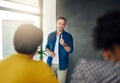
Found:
[0,0,56,61]
[0,0,40,59]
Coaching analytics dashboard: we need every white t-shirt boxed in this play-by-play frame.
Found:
[52,35,59,64]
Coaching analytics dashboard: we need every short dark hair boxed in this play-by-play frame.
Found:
[57,16,67,24]
[14,24,43,54]
[93,11,120,50]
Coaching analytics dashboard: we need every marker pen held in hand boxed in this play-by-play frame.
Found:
[61,34,63,39]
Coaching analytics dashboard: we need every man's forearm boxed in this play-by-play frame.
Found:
[63,44,70,52]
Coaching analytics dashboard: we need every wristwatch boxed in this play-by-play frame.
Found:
[63,43,67,47]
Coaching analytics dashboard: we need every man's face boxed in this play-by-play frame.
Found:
[56,19,66,32]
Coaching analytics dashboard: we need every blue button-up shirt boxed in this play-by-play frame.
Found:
[46,30,74,70]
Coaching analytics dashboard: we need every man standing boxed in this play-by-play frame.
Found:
[45,16,74,83]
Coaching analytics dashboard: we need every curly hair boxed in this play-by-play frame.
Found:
[93,11,120,50]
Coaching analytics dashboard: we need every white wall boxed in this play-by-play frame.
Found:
[0,10,40,59]
[42,0,56,62]
[43,0,56,49]
[0,16,3,59]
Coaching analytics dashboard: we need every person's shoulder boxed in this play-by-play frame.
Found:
[49,31,56,34]
[31,61,59,83]
[48,31,56,36]
[32,60,54,72]
[75,58,104,69]
[64,31,71,35]
[76,58,89,64]
[71,59,120,83]
[73,58,89,70]
[75,58,120,71]
[63,31,73,38]
[34,60,48,66]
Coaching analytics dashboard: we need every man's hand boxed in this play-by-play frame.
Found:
[60,36,65,46]
[49,51,55,57]
[46,48,55,57]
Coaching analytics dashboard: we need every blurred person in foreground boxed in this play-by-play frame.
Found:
[0,24,59,83]
[70,11,120,83]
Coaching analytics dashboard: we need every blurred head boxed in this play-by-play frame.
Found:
[56,16,66,32]
[93,11,120,61]
[14,24,43,55]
